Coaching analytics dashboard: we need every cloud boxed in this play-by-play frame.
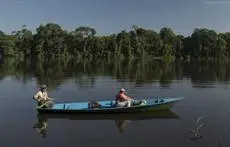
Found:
[203,0,230,4]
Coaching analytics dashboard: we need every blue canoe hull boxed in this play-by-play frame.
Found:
[37,97,184,114]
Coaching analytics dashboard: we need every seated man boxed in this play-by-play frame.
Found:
[115,88,134,107]
[33,84,53,108]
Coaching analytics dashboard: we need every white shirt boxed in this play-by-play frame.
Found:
[34,91,48,101]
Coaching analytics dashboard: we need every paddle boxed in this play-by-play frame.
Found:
[36,98,55,109]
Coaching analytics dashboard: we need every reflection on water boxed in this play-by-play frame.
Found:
[2,57,230,147]
[115,120,130,133]
[34,110,180,136]
[1,57,230,89]
[33,115,48,138]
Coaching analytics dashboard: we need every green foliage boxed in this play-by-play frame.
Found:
[14,25,33,57]
[0,23,230,60]
[0,35,17,56]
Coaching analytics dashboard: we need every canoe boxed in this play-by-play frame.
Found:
[37,97,184,114]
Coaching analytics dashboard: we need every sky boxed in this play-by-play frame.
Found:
[0,0,230,36]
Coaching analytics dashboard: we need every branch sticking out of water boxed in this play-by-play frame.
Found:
[190,116,205,139]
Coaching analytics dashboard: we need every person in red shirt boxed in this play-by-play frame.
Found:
[116,88,134,107]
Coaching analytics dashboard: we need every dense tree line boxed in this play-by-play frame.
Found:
[1,23,230,60]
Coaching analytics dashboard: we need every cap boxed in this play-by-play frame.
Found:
[120,88,126,92]
[40,84,47,89]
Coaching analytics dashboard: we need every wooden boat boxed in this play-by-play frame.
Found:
[37,97,184,114]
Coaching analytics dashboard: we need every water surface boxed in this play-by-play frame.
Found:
[0,58,230,147]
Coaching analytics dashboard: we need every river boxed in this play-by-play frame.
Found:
[0,57,229,147]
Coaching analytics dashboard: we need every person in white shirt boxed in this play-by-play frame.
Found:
[33,84,53,108]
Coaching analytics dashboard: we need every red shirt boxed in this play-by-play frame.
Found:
[116,93,127,102]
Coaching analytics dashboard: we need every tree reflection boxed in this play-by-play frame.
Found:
[1,57,230,89]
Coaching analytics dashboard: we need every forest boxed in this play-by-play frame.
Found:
[0,23,230,60]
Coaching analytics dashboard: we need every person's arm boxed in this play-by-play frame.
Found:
[45,92,52,101]
[45,92,54,101]
[33,91,41,101]
[127,96,134,101]
[122,94,133,101]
